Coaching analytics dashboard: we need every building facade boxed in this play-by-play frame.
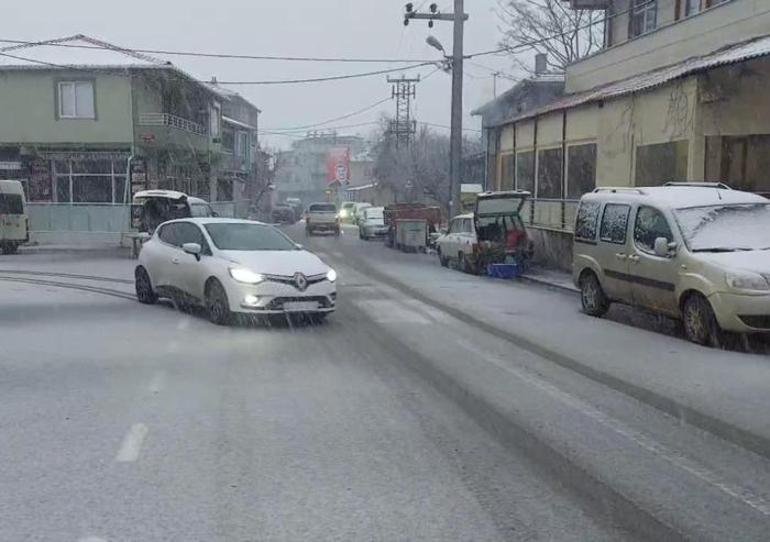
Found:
[476,0,770,269]
[0,35,260,243]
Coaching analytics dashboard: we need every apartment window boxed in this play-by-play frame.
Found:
[53,158,127,203]
[567,143,597,198]
[58,81,95,119]
[222,129,235,154]
[635,141,688,186]
[236,131,249,159]
[515,151,535,192]
[209,104,221,138]
[537,148,563,199]
[499,154,515,190]
[629,0,657,38]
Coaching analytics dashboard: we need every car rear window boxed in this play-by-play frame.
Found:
[574,200,600,242]
[599,203,631,244]
[0,193,24,214]
[309,204,336,212]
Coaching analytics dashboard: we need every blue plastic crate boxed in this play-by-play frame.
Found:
[486,263,520,279]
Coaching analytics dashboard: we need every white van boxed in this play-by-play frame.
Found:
[0,180,28,254]
[573,183,770,346]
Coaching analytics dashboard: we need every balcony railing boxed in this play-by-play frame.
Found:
[138,113,206,136]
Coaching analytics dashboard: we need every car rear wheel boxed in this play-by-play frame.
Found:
[135,267,158,305]
[1,242,18,255]
[682,293,722,347]
[580,271,609,317]
[206,279,232,326]
[458,252,474,274]
[438,248,448,267]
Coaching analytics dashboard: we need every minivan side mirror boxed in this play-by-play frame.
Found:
[654,237,675,257]
[182,242,202,261]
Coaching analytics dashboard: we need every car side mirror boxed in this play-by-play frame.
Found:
[654,237,675,257]
[182,242,202,261]
[295,243,304,250]
[138,232,151,242]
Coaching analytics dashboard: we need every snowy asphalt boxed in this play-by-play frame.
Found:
[0,227,769,540]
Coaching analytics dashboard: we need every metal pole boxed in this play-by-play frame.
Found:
[449,0,464,217]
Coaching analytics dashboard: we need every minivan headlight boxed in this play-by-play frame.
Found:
[725,271,770,291]
[326,268,337,282]
[229,267,265,284]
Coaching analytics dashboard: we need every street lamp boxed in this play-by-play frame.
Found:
[426,35,445,53]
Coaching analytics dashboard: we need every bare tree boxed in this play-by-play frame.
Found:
[497,0,605,74]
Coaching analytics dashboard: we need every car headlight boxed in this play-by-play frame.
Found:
[725,271,770,291]
[326,268,337,282]
[229,267,265,284]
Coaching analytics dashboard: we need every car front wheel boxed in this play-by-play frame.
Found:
[682,293,722,347]
[206,279,232,326]
[580,271,609,317]
[135,266,158,305]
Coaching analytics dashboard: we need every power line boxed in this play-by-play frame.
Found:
[197,63,436,85]
[265,97,391,132]
[0,37,435,64]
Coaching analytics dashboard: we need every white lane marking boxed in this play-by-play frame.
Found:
[148,371,166,394]
[115,423,149,463]
[332,251,343,258]
[455,338,770,516]
[352,299,429,324]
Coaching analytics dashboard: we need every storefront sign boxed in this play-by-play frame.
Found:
[0,161,21,170]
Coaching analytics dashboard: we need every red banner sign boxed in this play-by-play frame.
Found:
[326,147,350,185]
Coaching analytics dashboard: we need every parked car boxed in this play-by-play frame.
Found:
[135,218,337,325]
[351,202,372,225]
[573,182,770,346]
[305,202,340,236]
[436,213,476,272]
[131,190,215,234]
[284,197,304,221]
[358,206,387,240]
[271,204,296,224]
[0,180,28,254]
[338,201,357,223]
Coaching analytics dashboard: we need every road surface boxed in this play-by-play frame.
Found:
[0,230,769,541]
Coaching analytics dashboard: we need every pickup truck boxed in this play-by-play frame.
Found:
[305,202,340,236]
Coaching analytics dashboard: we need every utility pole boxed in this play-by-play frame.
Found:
[386,75,419,149]
[404,1,468,217]
[492,72,500,98]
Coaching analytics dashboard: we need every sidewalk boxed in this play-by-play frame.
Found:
[521,265,578,293]
[335,239,770,460]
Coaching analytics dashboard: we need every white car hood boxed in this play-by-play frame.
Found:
[221,250,329,277]
[698,250,770,274]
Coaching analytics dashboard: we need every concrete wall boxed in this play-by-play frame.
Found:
[568,0,770,92]
[0,70,133,145]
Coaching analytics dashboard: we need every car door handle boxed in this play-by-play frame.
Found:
[615,253,627,261]
[171,257,180,264]
[628,254,640,263]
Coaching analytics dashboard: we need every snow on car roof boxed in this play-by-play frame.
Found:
[133,189,187,200]
[174,217,268,226]
[583,186,767,209]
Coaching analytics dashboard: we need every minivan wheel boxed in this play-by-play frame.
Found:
[135,267,158,305]
[458,252,474,274]
[206,279,232,326]
[580,272,609,317]
[438,249,448,267]
[1,242,18,255]
[682,293,721,347]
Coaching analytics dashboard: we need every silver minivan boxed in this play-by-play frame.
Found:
[0,180,28,254]
[573,183,770,347]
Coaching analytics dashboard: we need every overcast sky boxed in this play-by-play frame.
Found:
[6,0,529,149]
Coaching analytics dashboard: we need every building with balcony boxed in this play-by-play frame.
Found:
[0,34,261,243]
[475,0,770,269]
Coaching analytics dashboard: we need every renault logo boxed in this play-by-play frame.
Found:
[293,272,308,291]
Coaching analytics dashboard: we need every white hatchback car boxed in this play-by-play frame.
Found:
[135,218,337,324]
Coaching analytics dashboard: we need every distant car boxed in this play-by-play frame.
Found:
[352,202,372,225]
[338,201,356,223]
[271,204,296,224]
[131,190,215,234]
[573,183,770,346]
[305,202,340,236]
[135,218,337,325]
[0,180,28,254]
[358,206,387,240]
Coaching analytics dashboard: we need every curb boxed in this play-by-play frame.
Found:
[338,251,770,463]
[520,273,579,294]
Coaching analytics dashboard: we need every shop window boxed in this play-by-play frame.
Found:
[629,0,657,38]
[52,157,128,203]
[634,141,688,187]
[500,154,515,190]
[516,151,535,192]
[600,203,630,244]
[537,148,562,199]
[713,135,770,195]
[58,81,95,119]
[567,143,597,199]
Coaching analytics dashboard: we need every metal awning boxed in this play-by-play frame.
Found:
[222,116,257,131]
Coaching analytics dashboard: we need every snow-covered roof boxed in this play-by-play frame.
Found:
[222,115,257,131]
[493,34,770,127]
[583,185,768,209]
[461,183,483,193]
[0,34,171,69]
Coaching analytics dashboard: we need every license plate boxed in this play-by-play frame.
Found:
[283,301,319,312]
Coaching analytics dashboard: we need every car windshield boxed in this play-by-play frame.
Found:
[204,222,297,251]
[366,209,384,220]
[674,203,770,252]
